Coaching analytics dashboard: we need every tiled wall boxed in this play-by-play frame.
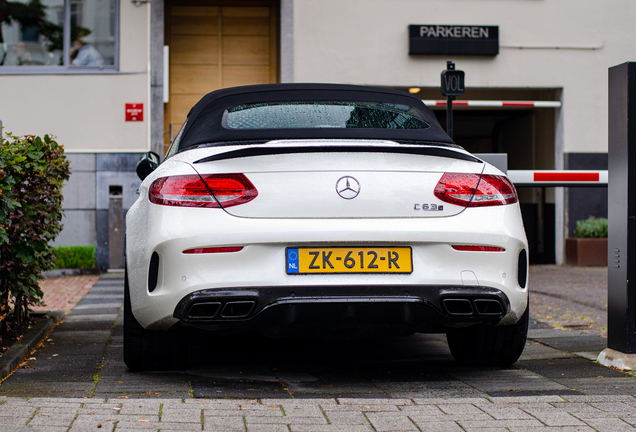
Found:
[55,153,143,270]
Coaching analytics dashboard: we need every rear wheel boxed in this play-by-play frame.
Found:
[446,305,528,367]
[123,269,188,371]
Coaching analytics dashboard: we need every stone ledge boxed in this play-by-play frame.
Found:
[597,348,636,370]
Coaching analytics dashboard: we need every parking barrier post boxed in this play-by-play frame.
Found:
[598,62,636,370]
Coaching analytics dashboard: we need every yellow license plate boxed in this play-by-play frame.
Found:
[286,247,412,274]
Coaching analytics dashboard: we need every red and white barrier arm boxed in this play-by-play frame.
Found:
[422,100,562,108]
[507,170,608,187]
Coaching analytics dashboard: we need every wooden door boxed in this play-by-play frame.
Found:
[164,1,278,152]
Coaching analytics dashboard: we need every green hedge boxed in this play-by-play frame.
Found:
[0,133,70,331]
[575,216,608,238]
[53,245,96,269]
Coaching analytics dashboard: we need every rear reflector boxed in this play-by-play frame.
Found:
[452,245,505,252]
[183,247,243,254]
[434,173,518,207]
[149,173,257,208]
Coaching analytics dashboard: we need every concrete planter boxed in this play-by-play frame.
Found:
[565,238,608,266]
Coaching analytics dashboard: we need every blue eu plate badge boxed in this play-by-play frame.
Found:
[286,248,299,274]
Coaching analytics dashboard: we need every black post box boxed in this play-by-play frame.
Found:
[608,62,636,353]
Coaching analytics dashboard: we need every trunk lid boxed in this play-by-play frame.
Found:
[189,142,485,219]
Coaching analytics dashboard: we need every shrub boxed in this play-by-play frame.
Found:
[0,133,70,337]
[575,216,608,239]
[53,245,96,269]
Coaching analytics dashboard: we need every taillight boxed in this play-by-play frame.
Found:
[434,173,518,207]
[149,173,257,208]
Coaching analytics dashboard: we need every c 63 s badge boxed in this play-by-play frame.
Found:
[414,203,443,211]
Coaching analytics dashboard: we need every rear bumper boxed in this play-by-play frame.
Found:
[173,285,511,337]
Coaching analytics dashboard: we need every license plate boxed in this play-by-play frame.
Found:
[286,247,412,274]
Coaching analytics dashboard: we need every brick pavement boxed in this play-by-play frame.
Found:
[33,275,100,314]
[0,266,633,431]
[2,395,636,431]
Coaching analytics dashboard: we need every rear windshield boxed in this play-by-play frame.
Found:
[222,101,430,130]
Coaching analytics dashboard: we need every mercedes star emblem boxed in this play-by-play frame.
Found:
[336,176,361,200]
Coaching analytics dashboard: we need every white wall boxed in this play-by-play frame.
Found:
[0,0,151,153]
[293,0,636,154]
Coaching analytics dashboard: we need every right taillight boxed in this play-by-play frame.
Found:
[434,173,518,207]
[149,173,257,208]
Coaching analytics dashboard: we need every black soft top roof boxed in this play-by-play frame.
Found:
[178,83,454,151]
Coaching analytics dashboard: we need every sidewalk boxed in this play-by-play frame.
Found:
[1,265,634,432]
[33,274,101,314]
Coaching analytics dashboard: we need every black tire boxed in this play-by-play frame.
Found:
[123,269,188,371]
[446,304,528,367]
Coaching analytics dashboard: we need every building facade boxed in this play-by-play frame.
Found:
[1,0,633,268]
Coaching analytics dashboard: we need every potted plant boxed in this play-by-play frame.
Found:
[565,216,608,266]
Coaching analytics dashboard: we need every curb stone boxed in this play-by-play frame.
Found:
[0,310,65,382]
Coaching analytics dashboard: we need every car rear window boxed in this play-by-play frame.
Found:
[222,101,430,130]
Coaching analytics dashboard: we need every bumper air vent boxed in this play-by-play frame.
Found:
[148,252,159,293]
[518,249,528,288]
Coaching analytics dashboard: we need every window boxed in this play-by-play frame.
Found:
[0,0,118,70]
[223,102,431,130]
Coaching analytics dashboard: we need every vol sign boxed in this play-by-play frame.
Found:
[441,70,465,96]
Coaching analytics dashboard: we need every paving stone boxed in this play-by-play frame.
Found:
[395,404,445,415]
[45,330,111,344]
[507,427,595,432]
[28,412,77,426]
[0,417,31,425]
[456,418,544,430]
[529,411,588,426]
[410,422,464,432]
[473,405,534,420]
[0,426,70,432]
[0,405,38,416]
[365,412,419,431]
[159,408,202,423]
[289,426,373,432]
[68,416,118,432]
[413,397,491,405]
[410,412,494,423]
[245,415,327,425]
[449,368,570,393]
[581,417,636,431]
[245,425,288,432]
[118,400,161,415]
[0,382,94,398]
[202,415,245,431]
[64,314,119,323]
[92,392,191,399]
[322,411,368,425]
[518,358,629,379]
[538,336,608,353]
[191,381,290,399]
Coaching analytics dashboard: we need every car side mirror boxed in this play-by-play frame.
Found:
[136,151,161,181]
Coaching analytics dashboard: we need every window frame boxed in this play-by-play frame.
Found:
[0,0,120,74]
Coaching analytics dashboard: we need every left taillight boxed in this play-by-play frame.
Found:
[434,173,518,207]
[149,173,258,208]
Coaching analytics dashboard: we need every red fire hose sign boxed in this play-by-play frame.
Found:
[125,103,144,122]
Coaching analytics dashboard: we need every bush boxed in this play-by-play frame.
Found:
[575,216,608,238]
[53,245,96,269]
[0,133,70,336]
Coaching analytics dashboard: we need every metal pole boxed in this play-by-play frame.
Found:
[446,61,455,140]
[447,96,454,139]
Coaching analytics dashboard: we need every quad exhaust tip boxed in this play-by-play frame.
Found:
[442,298,504,317]
[186,300,256,320]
